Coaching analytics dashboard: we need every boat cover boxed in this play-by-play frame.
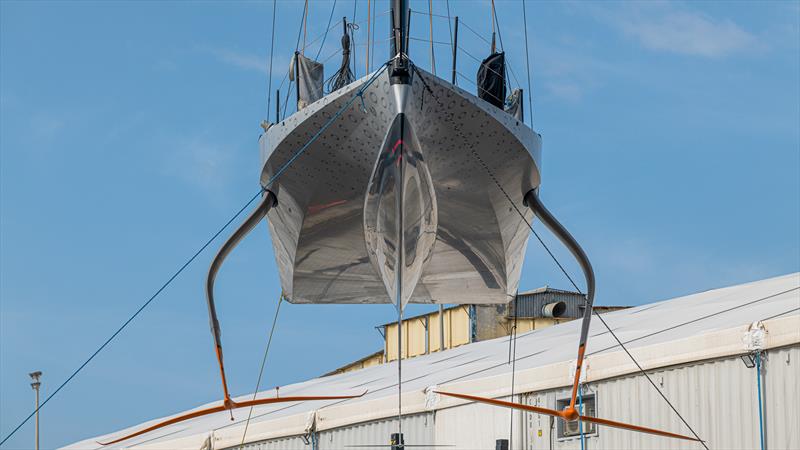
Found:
[477,52,506,109]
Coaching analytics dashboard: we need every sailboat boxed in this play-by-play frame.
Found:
[97,0,702,446]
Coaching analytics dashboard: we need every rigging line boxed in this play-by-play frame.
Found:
[240,294,285,446]
[301,18,343,57]
[459,20,492,46]
[521,0,534,126]
[370,0,376,71]
[445,0,453,54]
[454,71,506,106]
[456,47,508,82]
[295,0,308,53]
[266,0,277,121]
[281,80,294,120]
[366,0,370,74]
[409,9,454,20]
[0,188,266,447]
[510,203,702,443]
[300,19,342,55]
[302,0,309,54]
[489,0,496,41]
[351,0,357,79]
[428,0,436,76]
[314,0,338,61]
[408,36,451,46]
[448,97,706,445]
[490,0,504,51]
[593,311,708,448]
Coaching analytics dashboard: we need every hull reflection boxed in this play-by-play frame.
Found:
[364,113,437,311]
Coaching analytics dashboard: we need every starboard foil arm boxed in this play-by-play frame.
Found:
[206,190,277,405]
[434,391,700,442]
[523,189,595,412]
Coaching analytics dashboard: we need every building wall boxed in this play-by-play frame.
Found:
[385,306,471,361]
[321,413,434,449]
[239,346,798,450]
[238,414,434,450]
[521,345,799,450]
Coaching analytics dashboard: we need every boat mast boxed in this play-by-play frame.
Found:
[390,0,410,85]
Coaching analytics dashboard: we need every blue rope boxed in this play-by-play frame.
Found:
[755,352,765,450]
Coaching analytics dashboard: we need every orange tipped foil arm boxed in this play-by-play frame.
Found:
[434,391,700,442]
[98,391,367,446]
[99,191,368,446]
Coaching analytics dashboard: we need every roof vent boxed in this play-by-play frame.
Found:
[542,301,566,318]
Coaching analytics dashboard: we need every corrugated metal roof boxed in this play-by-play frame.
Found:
[64,272,800,449]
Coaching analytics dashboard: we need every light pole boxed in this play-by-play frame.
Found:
[29,371,42,450]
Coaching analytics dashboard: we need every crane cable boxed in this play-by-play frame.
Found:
[240,294,284,446]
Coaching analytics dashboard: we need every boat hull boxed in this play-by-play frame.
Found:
[260,67,541,305]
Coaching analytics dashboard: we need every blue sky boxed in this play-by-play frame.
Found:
[1,1,798,448]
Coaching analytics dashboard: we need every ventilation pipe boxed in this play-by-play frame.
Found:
[542,301,567,318]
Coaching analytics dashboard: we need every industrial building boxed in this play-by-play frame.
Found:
[65,273,800,450]
[327,288,628,376]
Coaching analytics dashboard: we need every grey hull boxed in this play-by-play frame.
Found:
[260,67,542,305]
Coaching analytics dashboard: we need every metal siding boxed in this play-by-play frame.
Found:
[235,435,307,450]
[515,292,585,319]
[319,413,434,449]
[522,346,799,449]
[764,346,800,450]
[436,397,524,449]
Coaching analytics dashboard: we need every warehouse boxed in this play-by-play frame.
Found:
[65,273,799,450]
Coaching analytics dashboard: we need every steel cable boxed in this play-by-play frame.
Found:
[240,294,284,446]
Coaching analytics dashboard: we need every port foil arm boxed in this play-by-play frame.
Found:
[523,189,595,411]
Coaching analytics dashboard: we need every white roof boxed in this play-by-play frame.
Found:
[65,272,800,449]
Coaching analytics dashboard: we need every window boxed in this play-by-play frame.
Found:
[556,394,597,439]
